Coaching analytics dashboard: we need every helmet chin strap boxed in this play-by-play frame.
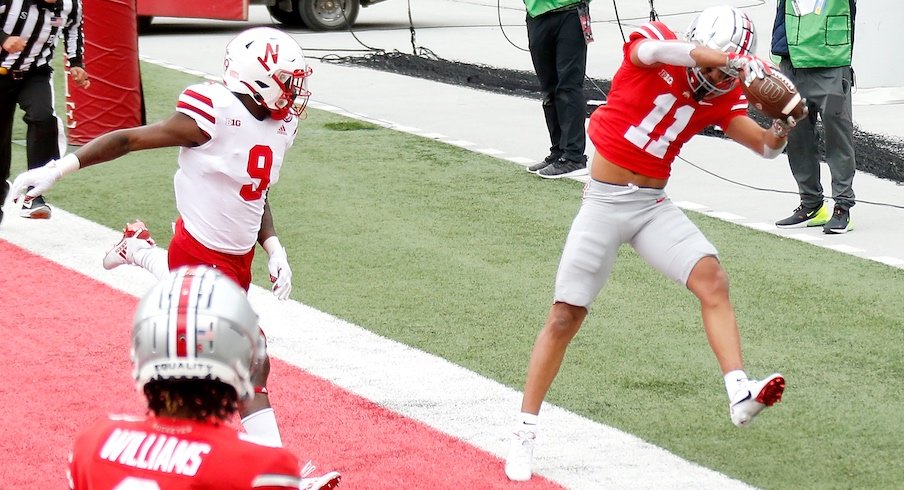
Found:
[270,106,290,120]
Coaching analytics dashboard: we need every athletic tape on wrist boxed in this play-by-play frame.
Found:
[262,236,283,256]
[55,153,81,177]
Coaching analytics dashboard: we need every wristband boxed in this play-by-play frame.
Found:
[762,140,787,159]
[262,236,283,256]
[54,153,81,177]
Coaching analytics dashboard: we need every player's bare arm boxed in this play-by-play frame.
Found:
[257,200,277,245]
[8,113,212,201]
[73,112,211,168]
[724,115,789,159]
[258,200,293,300]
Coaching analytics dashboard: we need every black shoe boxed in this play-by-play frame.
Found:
[823,206,853,234]
[537,156,588,179]
[20,193,52,219]
[775,202,829,229]
[527,153,561,173]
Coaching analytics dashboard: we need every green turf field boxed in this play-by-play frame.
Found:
[10,61,904,489]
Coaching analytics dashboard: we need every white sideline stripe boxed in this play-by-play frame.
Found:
[390,124,423,134]
[825,244,865,254]
[744,222,776,231]
[704,211,745,221]
[674,201,708,211]
[871,256,904,266]
[507,156,534,165]
[786,233,822,243]
[0,207,754,490]
[420,132,448,140]
[475,148,505,156]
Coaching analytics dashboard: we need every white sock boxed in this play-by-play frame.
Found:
[132,246,169,280]
[516,412,539,431]
[724,370,749,398]
[241,408,283,447]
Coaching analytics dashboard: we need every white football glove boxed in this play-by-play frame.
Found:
[726,52,771,82]
[9,163,62,204]
[8,154,80,204]
[264,237,293,300]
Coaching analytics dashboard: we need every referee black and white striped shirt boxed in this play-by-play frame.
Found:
[0,0,84,73]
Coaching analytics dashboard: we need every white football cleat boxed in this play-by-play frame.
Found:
[299,461,340,490]
[299,471,340,490]
[103,220,156,270]
[504,428,536,482]
[729,373,785,428]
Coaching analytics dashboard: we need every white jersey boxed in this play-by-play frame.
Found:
[174,82,298,254]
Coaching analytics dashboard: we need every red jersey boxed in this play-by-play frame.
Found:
[587,21,749,179]
[68,414,302,490]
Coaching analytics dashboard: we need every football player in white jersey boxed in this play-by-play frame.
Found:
[9,27,312,451]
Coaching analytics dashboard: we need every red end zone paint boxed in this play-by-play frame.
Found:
[0,240,562,489]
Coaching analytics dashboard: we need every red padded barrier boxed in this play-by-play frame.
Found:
[66,0,143,145]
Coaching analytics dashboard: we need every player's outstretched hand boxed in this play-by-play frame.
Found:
[9,162,63,204]
[267,244,293,300]
[772,99,809,137]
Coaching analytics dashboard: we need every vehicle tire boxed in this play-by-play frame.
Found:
[298,0,359,31]
[137,15,153,33]
[267,3,306,27]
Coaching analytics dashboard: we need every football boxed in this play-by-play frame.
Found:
[740,67,806,121]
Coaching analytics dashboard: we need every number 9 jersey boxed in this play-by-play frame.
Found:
[174,81,299,255]
[587,22,749,180]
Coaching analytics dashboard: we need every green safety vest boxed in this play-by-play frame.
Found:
[524,0,589,18]
[784,0,854,68]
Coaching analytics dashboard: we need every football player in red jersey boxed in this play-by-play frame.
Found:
[505,6,805,481]
[9,27,311,448]
[68,266,340,490]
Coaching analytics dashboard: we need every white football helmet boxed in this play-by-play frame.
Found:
[685,6,757,99]
[131,266,262,401]
[223,27,313,118]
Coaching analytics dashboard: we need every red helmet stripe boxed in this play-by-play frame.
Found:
[174,271,194,357]
[739,15,754,53]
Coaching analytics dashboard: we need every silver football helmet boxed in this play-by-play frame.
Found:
[223,27,313,118]
[131,266,262,401]
[685,6,757,98]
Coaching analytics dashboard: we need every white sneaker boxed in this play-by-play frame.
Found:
[103,220,155,270]
[729,373,785,428]
[299,471,340,490]
[504,428,536,482]
[299,461,340,490]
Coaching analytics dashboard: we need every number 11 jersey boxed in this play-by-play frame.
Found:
[587,22,749,180]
